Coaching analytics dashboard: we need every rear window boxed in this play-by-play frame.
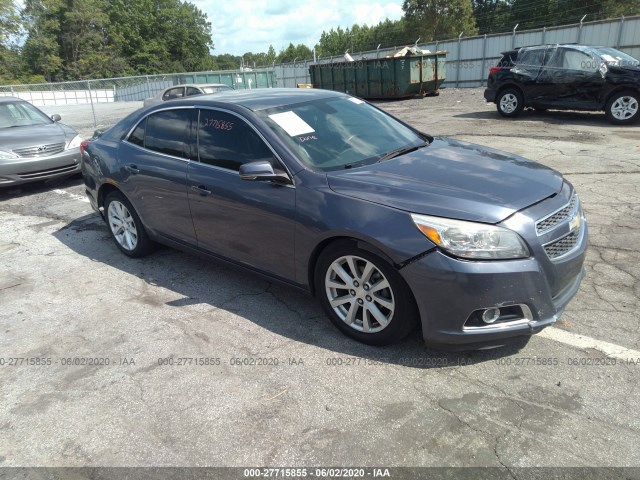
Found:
[497,52,517,68]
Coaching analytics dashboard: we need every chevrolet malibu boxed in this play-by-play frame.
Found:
[0,97,83,186]
[81,89,587,349]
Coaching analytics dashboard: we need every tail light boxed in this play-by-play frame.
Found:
[80,140,89,155]
[489,67,501,76]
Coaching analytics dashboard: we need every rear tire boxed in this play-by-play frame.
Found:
[104,191,154,258]
[497,88,524,117]
[315,241,418,346]
[605,90,639,125]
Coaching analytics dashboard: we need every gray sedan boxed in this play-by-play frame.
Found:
[82,89,587,349]
[142,84,234,107]
[0,97,82,187]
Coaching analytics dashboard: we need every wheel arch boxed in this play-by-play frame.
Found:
[496,83,526,103]
[307,236,398,296]
[97,182,122,211]
[603,86,640,108]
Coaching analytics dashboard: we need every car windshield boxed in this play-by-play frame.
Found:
[590,47,639,67]
[0,101,53,129]
[202,85,232,93]
[258,97,428,171]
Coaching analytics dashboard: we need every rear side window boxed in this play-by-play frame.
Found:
[516,48,545,68]
[129,118,145,147]
[132,109,196,158]
[197,110,276,171]
[186,87,202,96]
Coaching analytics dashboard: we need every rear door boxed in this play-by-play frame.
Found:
[186,108,296,279]
[118,108,198,245]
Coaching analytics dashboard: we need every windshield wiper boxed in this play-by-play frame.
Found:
[377,142,429,163]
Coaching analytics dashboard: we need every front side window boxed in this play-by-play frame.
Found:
[563,49,598,72]
[133,109,195,158]
[186,87,202,96]
[197,109,276,171]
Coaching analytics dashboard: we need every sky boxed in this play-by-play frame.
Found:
[192,0,405,56]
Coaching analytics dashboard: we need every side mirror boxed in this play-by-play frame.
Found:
[239,160,291,185]
[92,129,105,139]
[51,114,61,122]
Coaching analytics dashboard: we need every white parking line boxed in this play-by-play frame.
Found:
[540,327,640,361]
[53,189,90,203]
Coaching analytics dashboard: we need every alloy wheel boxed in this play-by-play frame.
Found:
[324,255,395,333]
[500,93,518,114]
[611,96,639,121]
[107,200,138,251]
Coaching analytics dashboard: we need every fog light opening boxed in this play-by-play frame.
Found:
[482,308,501,324]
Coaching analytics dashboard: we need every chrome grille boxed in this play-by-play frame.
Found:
[536,194,578,235]
[13,143,66,158]
[544,230,579,259]
[17,164,77,179]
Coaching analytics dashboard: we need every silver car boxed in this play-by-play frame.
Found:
[142,83,234,107]
[0,97,82,187]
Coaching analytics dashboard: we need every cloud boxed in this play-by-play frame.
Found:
[200,0,404,56]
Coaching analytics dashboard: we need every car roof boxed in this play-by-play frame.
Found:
[183,88,346,111]
[0,96,25,103]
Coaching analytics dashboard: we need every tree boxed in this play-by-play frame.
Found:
[0,0,27,83]
[472,0,512,34]
[403,0,478,41]
[275,43,313,63]
[106,0,214,75]
[21,0,65,81]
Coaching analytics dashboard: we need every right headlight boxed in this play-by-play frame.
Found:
[0,150,19,160]
[411,213,530,260]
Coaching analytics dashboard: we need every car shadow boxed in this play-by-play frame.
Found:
[52,214,529,369]
[455,108,625,127]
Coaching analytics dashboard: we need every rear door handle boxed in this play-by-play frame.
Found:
[191,185,212,196]
[125,164,140,174]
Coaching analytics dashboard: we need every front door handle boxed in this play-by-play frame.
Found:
[125,164,140,174]
[191,185,212,196]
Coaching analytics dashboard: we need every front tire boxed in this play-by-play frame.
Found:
[497,88,524,117]
[606,91,639,125]
[104,191,154,257]
[315,241,418,346]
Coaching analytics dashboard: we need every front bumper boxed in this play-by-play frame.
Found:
[400,191,588,349]
[0,148,81,186]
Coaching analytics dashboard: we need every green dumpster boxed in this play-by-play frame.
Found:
[177,70,276,90]
[309,52,446,99]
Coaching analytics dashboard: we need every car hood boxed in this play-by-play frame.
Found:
[607,64,640,75]
[0,123,76,150]
[326,137,564,223]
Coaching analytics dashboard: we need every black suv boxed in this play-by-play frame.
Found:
[484,44,640,124]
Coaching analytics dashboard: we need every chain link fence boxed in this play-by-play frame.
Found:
[0,70,277,130]
[0,15,637,132]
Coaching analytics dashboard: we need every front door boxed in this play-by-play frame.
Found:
[187,108,296,280]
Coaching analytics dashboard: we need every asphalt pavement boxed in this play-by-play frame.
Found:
[1,89,639,474]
